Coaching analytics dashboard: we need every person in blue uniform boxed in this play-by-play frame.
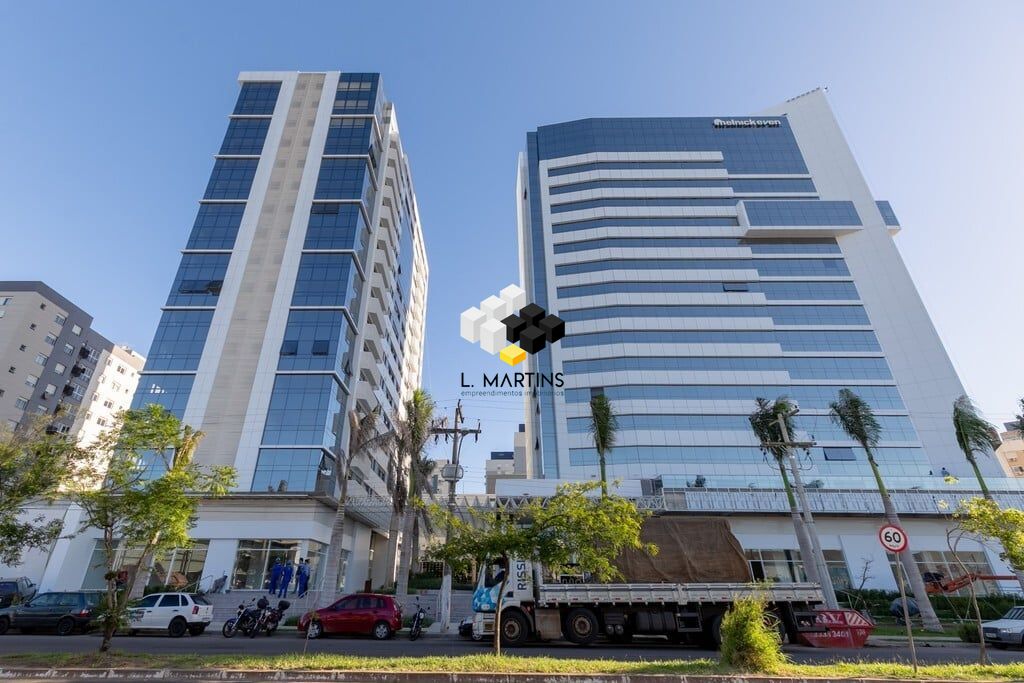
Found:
[279,560,295,598]
[267,557,283,595]
[296,559,310,597]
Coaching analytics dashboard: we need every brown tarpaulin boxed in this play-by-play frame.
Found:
[613,516,752,584]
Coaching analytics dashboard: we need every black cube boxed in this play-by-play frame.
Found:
[502,314,527,343]
[538,314,565,343]
[519,326,547,354]
[519,303,545,326]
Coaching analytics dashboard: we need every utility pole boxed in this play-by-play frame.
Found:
[430,399,481,633]
[775,412,839,610]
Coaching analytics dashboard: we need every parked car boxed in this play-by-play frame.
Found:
[0,578,37,608]
[7,591,101,635]
[127,592,213,637]
[0,606,13,635]
[297,593,401,640]
[982,606,1024,649]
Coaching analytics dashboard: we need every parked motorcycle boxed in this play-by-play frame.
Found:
[408,597,426,641]
[222,597,261,638]
[248,599,290,637]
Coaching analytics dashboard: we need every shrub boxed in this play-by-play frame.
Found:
[957,621,980,643]
[719,594,786,674]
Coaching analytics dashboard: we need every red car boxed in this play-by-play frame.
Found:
[298,593,401,640]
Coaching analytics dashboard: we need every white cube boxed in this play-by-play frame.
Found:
[480,295,510,321]
[479,317,506,354]
[460,307,487,343]
[500,284,526,312]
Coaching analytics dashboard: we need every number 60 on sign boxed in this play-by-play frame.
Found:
[878,524,909,553]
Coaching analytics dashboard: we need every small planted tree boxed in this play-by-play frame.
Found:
[0,420,87,566]
[589,393,617,498]
[69,406,235,652]
[956,498,1024,585]
[428,481,655,654]
[719,593,786,673]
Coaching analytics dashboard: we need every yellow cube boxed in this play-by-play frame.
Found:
[499,344,526,367]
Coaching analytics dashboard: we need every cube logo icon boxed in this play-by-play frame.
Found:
[460,284,565,366]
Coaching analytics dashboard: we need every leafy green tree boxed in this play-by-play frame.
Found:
[828,388,943,632]
[321,406,387,597]
[428,481,655,654]
[392,389,436,596]
[748,397,836,605]
[957,498,1024,580]
[952,395,1001,497]
[0,420,87,566]
[69,406,235,652]
[588,393,617,497]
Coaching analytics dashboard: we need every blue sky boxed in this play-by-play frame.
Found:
[1,1,1022,492]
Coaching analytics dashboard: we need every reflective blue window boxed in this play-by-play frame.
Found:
[166,253,230,307]
[548,160,725,176]
[562,329,880,352]
[549,178,816,194]
[559,305,869,325]
[551,198,739,213]
[553,237,840,255]
[291,253,361,310]
[130,374,194,418]
[535,118,808,174]
[563,356,893,380]
[278,310,355,383]
[557,280,859,300]
[798,415,918,442]
[233,83,280,115]
[334,73,380,115]
[251,448,334,494]
[552,217,738,233]
[145,310,213,371]
[186,203,245,250]
[563,384,905,410]
[305,203,369,261]
[567,445,922,467]
[262,374,346,448]
[314,158,371,201]
[555,258,849,277]
[876,200,899,226]
[204,159,258,200]
[744,200,861,226]
[324,118,373,155]
[219,118,271,155]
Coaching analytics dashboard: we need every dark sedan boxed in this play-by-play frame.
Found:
[4,591,101,635]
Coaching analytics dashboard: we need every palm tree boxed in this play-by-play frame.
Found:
[952,395,1001,498]
[589,393,617,497]
[952,395,1024,593]
[321,406,385,598]
[829,388,943,632]
[748,397,822,589]
[392,389,436,597]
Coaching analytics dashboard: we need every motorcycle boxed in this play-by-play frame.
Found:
[222,597,262,638]
[408,597,426,641]
[248,599,290,638]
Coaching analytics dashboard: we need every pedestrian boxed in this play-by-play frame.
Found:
[268,557,283,595]
[297,559,310,598]
[279,560,295,598]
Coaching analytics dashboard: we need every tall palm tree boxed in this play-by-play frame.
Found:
[748,397,822,589]
[829,388,943,632]
[392,389,436,596]
[953,395,1024,593]
[952,395,1001,498]
[589,393,617,497]
[321,406,385,597]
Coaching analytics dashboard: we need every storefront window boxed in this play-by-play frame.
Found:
[747,548,851,589]
[231,539,300,590]
[888,550,998,596]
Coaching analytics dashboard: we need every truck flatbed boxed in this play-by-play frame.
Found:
[537,582,823,607]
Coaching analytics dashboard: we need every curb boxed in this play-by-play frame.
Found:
[0,672,977,683]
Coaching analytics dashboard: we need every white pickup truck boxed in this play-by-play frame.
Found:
[471,558,824,648]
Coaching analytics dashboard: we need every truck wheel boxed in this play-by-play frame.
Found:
[499,611,529,647]
[703,614,723,649]
[564,608,599,645]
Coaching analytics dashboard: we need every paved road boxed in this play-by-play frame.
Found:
[0,631,1019,665]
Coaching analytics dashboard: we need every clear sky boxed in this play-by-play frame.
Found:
[1,1,1021,493]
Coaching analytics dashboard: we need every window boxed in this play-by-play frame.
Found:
[25,375,37,387]
[43,383,57,398]
[34,353,47,366]
[44,334,57,346]
[49,422,69,434]
[158,594,182,608]
[117,365,126,374]
[166,254,231,307]
[7,366,14,374]
[112,381,121,392]
[252,448,335,494]
[0,297,10,305]
[63,343,74,355]
[14,397,28,410]
[103,399,114,409]
[18,345,25,352]
[71,324,82,335]
[137,594,160,609]
[219,118,271,155]
[53,363,66,375]
[54,314,66,326]
[186,203,244,250]
[233,82,281,116]
[723,282,749,292]
[204,159,258,200]
[823,447,856,461]
[96,417,108,427]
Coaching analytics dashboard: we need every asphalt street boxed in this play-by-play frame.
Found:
[0,630,1020,665]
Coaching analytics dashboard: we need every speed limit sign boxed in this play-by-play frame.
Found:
[879,524,909,553]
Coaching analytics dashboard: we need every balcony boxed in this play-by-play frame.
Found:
[346,495,393,532]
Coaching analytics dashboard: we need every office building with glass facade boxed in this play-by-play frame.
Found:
[509,89,1022,592]
[39,72,427,597]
